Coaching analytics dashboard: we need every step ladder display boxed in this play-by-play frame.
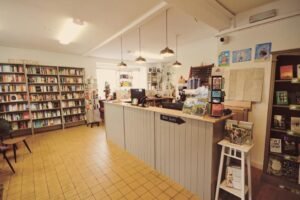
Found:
[215,139,254,200]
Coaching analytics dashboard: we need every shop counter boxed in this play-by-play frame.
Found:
[104,101,232,200]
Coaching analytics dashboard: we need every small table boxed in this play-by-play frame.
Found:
[2,136,32,163]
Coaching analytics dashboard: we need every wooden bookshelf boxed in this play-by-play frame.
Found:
[263,49,300,191]
[58,67,85,128]
[0,63,32,135]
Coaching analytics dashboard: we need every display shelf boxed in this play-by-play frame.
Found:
[26,73,58,77]
[30,100,60,103]
[0,82,26,84]
[220,180,249,198]
[29,91,60,94]
[62,106,85,109]
[0,91,27,94]
[0,110,29,114]
[263,49,300,193]
[0,72,25,75]
[63,113,85,117]
[6,119,31,122]
[61,90,84,93]
[32,116,61,120]
[59,74,84,77]
[28,83,58,85]
[61,98,85,101]
[0,101,28,104]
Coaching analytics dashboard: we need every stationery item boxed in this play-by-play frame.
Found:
[267,156,282,176]
[211,104,223,117]
[273,115,286,129]
[280,65,293,80]
[225,166,241,189]
[291,117,300,134]
[282,136,297,156]
[270,138,282,153]
[224,120,253,145]
[276,91,288,105]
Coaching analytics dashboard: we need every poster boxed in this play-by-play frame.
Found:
[232,48,252,63]
[218,51,230,67]
[255,42,272,61]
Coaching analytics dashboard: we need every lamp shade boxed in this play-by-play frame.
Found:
[160,47,174,57]
[118,61,127,68]
[135,56,146,64]
[172,60,182,68]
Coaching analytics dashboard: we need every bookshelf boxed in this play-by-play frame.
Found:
[26,65,62,133]
[59,67,85,128]
[263,49,300,192]
[0,63,32,135]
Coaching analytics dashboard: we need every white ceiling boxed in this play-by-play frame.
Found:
[0,0,278,62]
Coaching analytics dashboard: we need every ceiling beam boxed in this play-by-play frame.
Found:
[83,1,168,56]
[165,0,233,31]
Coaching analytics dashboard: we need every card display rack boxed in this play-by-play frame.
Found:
[0,63,86,136]
[263,49,300,193]
[59,67,86,128]
[0,63,31,135]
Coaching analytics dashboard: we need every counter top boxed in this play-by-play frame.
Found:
[104,101,233,123]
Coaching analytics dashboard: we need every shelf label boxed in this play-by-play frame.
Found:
[160,114,185,125]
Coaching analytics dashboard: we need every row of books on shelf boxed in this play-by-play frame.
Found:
[61,92,84,100]
[29,85,58,92]
[32,110,61,119]
[27,66,57,75]
[0,94,28,102]
[273,115,300,133]
[0,64,24,73]
[276,91,300,105]
[31,102,60,110]
[0,103,28,112]
[28,76,57,84]
[270,135,300,156]
[60,77,83,84]
[59,68,84,76]
[63,108,85,115]
[0,112,30,121]
[62,100,84,108]
[279,64,300,80]
[61,85,84,92]
[32,118,62,128]
[0,85,27,92]
[0,74,25,83]
[11,121,31,130]
[30,94,59,101]
[64,115,85,123]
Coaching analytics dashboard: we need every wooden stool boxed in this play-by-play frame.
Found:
[215,139,254,200]
[2,136,32,163]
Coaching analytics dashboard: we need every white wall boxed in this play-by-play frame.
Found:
[0,46,117,78]
[218,11,300,168]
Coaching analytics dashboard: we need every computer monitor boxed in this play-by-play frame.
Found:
[130,89,146,103]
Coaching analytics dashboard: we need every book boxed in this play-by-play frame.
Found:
[270,138,282,153]
[267,156,282,176]
[211,104,223,117]
[276,91,288,105]
[291,117,300,134]
[273,115,286,129]
[212,77,222,90]
[296,92,300,104]
[282,160,298,180]
[280,65,293,80]
[282,136,297,156]
[297,64,300,79]
[225,166,241,189]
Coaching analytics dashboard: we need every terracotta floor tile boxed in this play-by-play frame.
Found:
[0,126,196,200]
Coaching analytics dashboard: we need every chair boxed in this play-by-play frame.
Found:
[0,145,15,173]
[0,119,32,163]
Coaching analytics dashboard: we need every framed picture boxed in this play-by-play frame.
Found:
[212,90,222,98]
[218,51,230,67]
[255,42,272,61]
[270,138,282,153]
[273,115,286,129]
[280,65,293,80]
[232,48,252,63]
[212,77,222,90]
[276,91,288,105]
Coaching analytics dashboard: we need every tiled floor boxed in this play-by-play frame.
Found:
[0,126,199,200]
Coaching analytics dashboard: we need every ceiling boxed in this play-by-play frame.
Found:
[0,0,278,62]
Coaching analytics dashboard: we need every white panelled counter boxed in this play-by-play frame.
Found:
[104,102,232,200]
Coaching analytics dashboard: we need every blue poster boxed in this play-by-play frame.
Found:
[255,42,272,61]
[232,48,252,63]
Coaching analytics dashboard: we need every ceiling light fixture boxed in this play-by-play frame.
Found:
[135,27,146,64]
[58,18,85,45]
[118,36,127,68]
[172,34,182,68]
[160,9,174,57]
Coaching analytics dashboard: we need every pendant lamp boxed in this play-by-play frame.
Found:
[172,34,182,68]
[160,9,174,57]
[135,27,146,64]
[118,36,127,67]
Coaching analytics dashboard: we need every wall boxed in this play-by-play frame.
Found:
[217,13,300,168]
[0,45,117,77]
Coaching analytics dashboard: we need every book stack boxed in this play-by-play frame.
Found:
[30,94,60,102]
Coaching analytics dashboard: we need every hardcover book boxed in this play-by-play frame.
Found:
[280,65,293,80]
[225,166,241,189]
[267,156,282,176]
[291,117,300,134]
[276,91,288,105]
[270,138,282,153]
[282,160,298,180]
[282,136,298,156]
[273,115,286,129]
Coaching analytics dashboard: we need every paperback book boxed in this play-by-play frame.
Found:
[291,117,300,134]
[276,91,288,105]
[270,138,282,153]
[282,136,298,156]
[267,156,283,176]
[280,65,293,80]
[273,115,286,129]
